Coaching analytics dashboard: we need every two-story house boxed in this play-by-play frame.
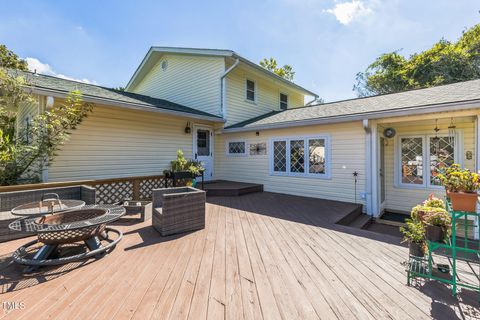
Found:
[13,47,480,219]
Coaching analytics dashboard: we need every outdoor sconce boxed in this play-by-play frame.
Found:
[184,122,191,134]
[256,131,260,136]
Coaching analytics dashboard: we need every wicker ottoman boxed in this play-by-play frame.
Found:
[152,187,205,236]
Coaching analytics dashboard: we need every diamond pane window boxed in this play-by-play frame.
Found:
[400,137,424,185]
[273,141,287,172]
[290,140,305,173]
[429,136,455,186]
[309,139,325,174]
[228,141,246,155]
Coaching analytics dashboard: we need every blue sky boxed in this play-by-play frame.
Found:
[1,0,479,101]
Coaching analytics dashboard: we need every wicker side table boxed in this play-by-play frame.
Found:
[152,187,205,236]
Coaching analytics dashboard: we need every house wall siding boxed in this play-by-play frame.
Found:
[225,66,305,126]
[48,104,213,181]
[382,118,476,212]
[215,121,366,206]
[130,54,224,116]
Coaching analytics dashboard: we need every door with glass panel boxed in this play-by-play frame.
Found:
[193,126,213,181]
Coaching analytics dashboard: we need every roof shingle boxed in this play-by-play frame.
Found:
[9,69,223,120]
[226,79,480,129]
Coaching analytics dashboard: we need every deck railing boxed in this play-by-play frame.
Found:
[0,175,171,204]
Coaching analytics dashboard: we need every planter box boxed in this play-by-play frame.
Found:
[409,242,425,257]
[152,187,205,236]
[425,225,444,242]
[450,191,477,212]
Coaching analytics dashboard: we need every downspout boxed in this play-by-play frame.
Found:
[220,58,240,120]
[306,94,320,106]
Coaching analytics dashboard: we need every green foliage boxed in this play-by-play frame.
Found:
[0,44,28,71]
[424,208,451,227]
[354,24,480,96]
[259,57,295,81]
[400,218,425,244]
[169,150,204,176]
[0,69,93,185]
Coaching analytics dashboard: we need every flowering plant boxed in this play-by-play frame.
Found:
[438,164,480,193]
[423,208,451,227]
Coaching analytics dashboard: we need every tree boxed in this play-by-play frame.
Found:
[259,57,295,81]
[354,24,480,97]
[0,44,28,71]
[0,68,93,185]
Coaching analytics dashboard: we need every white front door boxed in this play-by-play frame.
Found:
[193,125,214,181]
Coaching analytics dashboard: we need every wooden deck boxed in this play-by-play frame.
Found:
[0,192,478,319]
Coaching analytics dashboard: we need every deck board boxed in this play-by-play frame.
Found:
[0,192,478,320]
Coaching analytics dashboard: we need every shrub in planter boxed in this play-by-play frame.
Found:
[423,209,451,242]
[400,218,426,257]
[165,150,205,181]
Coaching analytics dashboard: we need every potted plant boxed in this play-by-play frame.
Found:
[410,195,445,222]
[400,218,426,257]
[165,150,205,186]
[423,208,451,242]
[438,165,480,212]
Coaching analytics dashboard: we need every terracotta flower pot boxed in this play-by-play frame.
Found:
[445,189,451,200]
[409,242,425,257]
[449,191,478,212]
[425,225,444,242]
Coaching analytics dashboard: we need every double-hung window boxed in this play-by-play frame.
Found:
[271,136,330,178]
[280,93,288,110]
[397,134,459,188]
[246,79,256,102]
[226,141,247,156]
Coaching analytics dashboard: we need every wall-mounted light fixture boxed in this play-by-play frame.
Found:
[184,122,191,134]
[255,131,260,136]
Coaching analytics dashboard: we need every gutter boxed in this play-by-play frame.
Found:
[220,58,240,119]
[29,86,225,123]
[221,99,480,133]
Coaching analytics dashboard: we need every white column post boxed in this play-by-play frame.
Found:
[371,121,379,217]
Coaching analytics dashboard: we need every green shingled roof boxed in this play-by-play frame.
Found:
[8,69,223,120]
[225,79,480,130]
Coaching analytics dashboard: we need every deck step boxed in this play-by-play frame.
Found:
[335,204,363,226]
[204,180,264,196]
[349,214,372,229]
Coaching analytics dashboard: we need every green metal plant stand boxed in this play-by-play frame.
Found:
[407,200,479,297]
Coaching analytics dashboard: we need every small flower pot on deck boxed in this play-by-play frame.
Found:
[449,191,477,212]
[425,225,444,242]
[409,242,425,257]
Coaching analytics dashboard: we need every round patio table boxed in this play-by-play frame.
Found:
[11,198,85,217]
[9,204,125,272]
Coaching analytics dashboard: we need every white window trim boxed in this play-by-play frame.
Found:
[245,78,257,103]
[395,132,463,189]
[269,135,331,179]
[280,92,288,110]
[226,140,248,157]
